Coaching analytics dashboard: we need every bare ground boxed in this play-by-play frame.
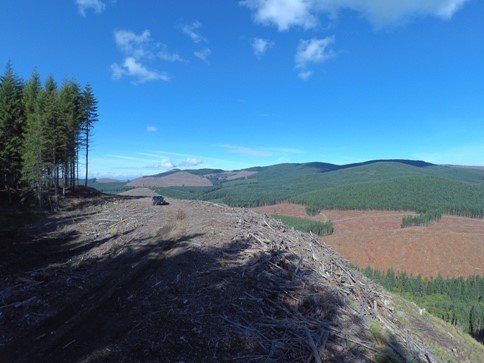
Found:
[0,194,482,362]
[253,203,484,278]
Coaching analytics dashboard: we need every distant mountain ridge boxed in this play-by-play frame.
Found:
[134,159,435,183]
[89,159,484,214]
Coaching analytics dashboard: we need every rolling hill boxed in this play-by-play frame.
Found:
[89,159,484,215]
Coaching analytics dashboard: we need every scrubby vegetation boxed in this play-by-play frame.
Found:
[363,267,484,339]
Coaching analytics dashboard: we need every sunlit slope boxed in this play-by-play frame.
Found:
[92,160,484,213]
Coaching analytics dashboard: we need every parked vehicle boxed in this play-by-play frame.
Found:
[152,195,167,205]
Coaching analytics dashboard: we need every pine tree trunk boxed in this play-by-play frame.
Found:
[84,130,88,187]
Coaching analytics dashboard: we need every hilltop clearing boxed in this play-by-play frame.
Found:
[0,195,482,362]
[126,171,213,188]
[253,204,484,278]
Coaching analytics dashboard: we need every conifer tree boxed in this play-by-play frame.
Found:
[0,62,25,198]
[39,75,60,207]
[58,79,82,192]
[22,71,44,207]
[80,83,98,187]
[0,63,99,206]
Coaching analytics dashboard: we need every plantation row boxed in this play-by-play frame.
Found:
[271,215,334,236]
[0,63,98,208]
[401,209,444,228]
[363,267,484,337]
[295,176,484,218]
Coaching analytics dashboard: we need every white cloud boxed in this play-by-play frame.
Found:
[252,38,274,58]
[181,158,203,167]
[295,36,335,78]
[147,126,158,132]
[160,157,203,169]
[90,152,208,179]
[76,0,106,17]
[241,0,470,29]
[160,158,177,169]
[114,29,153,59]
[181,21,207,43]
[110,57,169,84]
[194,48,212,63]
[112,29,174,83]
[241,0,318,31]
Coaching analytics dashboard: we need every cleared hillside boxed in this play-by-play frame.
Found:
[253,203,484,278]
[0,194,482,362]
[127,171,213,187]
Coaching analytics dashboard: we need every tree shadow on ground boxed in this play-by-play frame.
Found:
[2,230,423,363]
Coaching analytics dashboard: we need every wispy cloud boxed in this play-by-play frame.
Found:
[181,21,207,43]
[158,44,186,63]
[111,29,176,84]
[221,144,304,158]
[147,126,158,132]
[90,149,279,178]
[76,0,106,17]
[111,57,169,84]
[96,153,205,177]
[181,21,212,63]
[160,157,203,169]
[241,0,470,29]
[107,154,152,162]
[295,36,335,79]
[252,38,274,59]
[194,48,212,63]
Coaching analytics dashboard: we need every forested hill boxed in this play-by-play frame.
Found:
[90,159,484,215]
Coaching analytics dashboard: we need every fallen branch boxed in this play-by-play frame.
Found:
[0,296,36,310]
[304,327,322,363]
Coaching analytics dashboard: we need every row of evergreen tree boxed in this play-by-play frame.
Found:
[363,267,484,338]
[0,63,97,208]
[401,209,444,228]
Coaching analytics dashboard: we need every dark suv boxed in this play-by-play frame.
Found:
[152,195,167,205]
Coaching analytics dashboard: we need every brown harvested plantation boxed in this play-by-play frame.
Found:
[253,203,484,278]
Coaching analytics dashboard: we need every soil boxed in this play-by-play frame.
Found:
[252,203,484,278]
[0,193,481,362]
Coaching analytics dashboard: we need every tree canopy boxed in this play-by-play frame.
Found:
[0,63,98,208]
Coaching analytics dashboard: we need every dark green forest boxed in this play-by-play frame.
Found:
[92,160,484,218]
[363,267,484,339]
[0,63,97,208]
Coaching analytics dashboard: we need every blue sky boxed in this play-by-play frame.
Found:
[1,0,483,179]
